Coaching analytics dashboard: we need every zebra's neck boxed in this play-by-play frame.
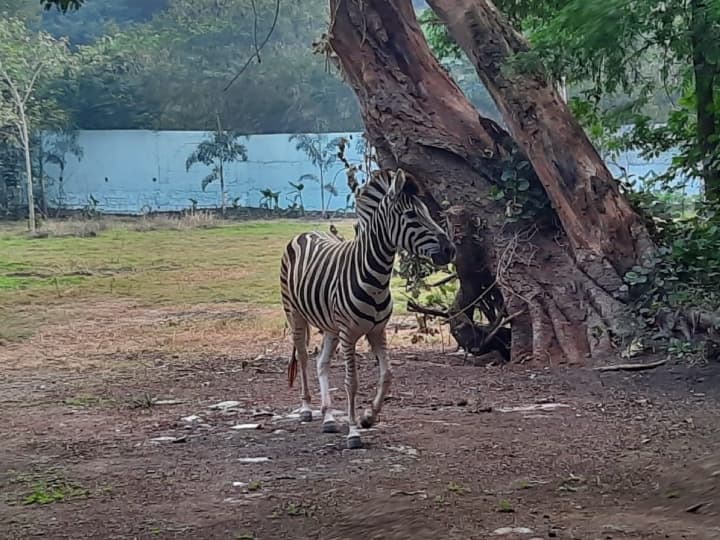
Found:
[351,200,397,291]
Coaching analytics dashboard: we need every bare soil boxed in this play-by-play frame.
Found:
[1,303,719,539]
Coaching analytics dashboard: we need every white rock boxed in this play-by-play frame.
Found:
[181,415,202,423]
[496,403,569,413]
[155,399,184,406]
[209,400,241,410]
[387,445,419,457]
[233,482,248,488]
[149,436,179,443]
[231,423,262,430]
[238,457,270,463]
[493,527,534,535]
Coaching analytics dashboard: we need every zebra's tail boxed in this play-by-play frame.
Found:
[288,347,298,388]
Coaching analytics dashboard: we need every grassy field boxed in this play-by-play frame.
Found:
[0,216,447,345]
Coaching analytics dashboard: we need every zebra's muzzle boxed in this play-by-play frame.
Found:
[431,236,456,265]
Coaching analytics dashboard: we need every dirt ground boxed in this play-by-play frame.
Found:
[1,302,719,540]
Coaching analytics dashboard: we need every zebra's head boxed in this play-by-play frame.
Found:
[386,169,456,266]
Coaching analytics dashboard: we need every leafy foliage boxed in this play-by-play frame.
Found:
[290,133,344,217]
[258,188,280,210]
[420,1,720,202]
[286,181,305,212]
[488,151,550,223]
[0,16,75,219]
[25,0,362,133]
[185,122,248,212]
[185,131,248,182]
[0,17,74,135]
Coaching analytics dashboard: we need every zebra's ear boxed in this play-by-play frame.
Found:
[387,168,406,200]
[389,168,421,200]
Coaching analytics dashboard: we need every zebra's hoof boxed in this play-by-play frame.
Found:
[322,421,339,433]
[299,410,313,423]
[346,436,363,450]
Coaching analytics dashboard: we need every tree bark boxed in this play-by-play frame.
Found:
[690,0,719,202]
[19,108,36,233]
[427,0,655,278]
[328,0,653,364]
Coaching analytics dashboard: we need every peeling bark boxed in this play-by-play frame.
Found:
[427,0,655,278]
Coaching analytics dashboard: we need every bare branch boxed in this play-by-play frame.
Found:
[428,273,457,287]
[594,359,667,372]
[406,299,449,319]
[23,63,44,105]
[223,0,280,92]
[477,309,524,351]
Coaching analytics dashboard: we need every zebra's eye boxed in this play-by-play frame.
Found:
[404,210,418,220]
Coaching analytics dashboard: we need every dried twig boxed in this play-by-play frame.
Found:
[223,0,281,92]
[406,299,448,319]
[429,273,457,287]
[593,359,667,372]
[477,309,523,350]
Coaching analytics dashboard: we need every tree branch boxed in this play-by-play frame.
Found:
[429,273,457,287]
[406,299,449,319]
[23,63,44,105]
[594,359,667,372]
[223,0,281,92]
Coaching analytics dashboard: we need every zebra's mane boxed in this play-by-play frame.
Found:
[353,169,391,230]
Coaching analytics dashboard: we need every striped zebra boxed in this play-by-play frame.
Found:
[280,168,455,449]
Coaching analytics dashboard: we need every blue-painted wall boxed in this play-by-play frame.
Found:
[43,130,696,215]
[44,130,367,214]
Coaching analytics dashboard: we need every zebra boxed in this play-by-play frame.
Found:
[280,168,455,449]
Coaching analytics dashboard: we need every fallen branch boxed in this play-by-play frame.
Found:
[428,273,457,287]
[406,299,448,319]
[593,359,667,372]
[476,309,523,351]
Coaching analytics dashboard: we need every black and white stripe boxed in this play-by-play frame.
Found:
[280,168,455,449]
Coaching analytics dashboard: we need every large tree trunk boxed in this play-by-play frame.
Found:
[690,0,719,202]
[428,0,655,276]
[327,0,655,364]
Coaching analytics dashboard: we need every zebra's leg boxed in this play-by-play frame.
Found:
[361,328,392,429]
[340,333,362,449]
[293,319,313,423]
[317,333,339,433]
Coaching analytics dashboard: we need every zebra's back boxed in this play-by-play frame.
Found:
[280,231,346,333]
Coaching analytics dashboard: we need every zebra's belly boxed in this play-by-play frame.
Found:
[291,296,393,337]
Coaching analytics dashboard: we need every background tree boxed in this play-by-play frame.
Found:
[38,129,84,212]
[0,17,74,230]
[289,133,343,218]
[325,0,664,363]
[185,116,248,216]
[421,0,720,202]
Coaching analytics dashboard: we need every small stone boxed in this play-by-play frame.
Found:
[456,399,468,407]
[150,436,177,443]
[387,445,419,457]
[497,403,569,413]
[233,482,248,488]
[209,400,241,410]
[149,436,186,444]
[231,423,262,430]
[493,527,533,536]
[238,457,270,463]
[155,399,184,406]
[181,415,202,423]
